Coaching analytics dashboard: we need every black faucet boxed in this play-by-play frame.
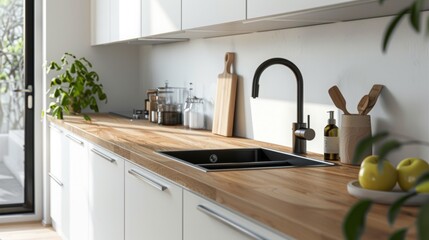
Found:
[252,58,315,155]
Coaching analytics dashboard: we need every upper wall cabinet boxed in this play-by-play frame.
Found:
[182,0,246,29]
[141,0,181,37]
[111,0,142,41]
[247,0,357,19]
[91,0,110,45]
[91,0,141,45]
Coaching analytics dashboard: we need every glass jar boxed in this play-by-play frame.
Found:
[188,97,205,129]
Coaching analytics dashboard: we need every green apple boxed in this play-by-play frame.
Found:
[415,181,429,193]
[358,155,397,191]
[397,158,429,191]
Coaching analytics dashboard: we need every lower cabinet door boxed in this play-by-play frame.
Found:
[88,145,124,240]
[125,161,182,240]
[66,133,89,240]
[183,190,290,240]
[50,176,69,240]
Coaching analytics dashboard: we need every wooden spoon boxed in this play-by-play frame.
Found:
[357,95,369,115]
[328,85,350,115]
[362,84,384,115]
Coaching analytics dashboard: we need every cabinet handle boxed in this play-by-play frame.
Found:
[49,124,62,133]
[128,169,167,191]
[65,134,84,145]
[197,205,268,240]
[91,148,116,163]
[49,173,63,186]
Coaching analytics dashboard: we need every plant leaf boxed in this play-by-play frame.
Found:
[410,0,425,32]
[343,199,373,240]
[388,191,417,226]
[353,132,389,164]
[388,228,408,240]
[415,172,429,186]
[382,8,409,52]
[83,114,91,121]
[417,201,429,240]
[377,140,402,172]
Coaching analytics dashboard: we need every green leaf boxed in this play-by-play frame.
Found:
[99,93,107,101]
[63,105,70,115]
[382,8,409,52]
[378,140,402,160]
[70,63,76,73]
[65,52,76,59]
[415,172,429,186]
[83,114,91,121]
[48,102,57,108]
[343,199,373,240]
[377,140,402,172]
[54,88,60,98]
[417,202,429,240]
[353,132,389,164]
[60,93,70,106]
[75,60,88,73]
[81,57,93,68]
[387,191,417,226]
[388,228,408,240]
[410,0,425,32]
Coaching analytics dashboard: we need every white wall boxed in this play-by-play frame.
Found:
[44,0,141,113]
[139,15,429,165]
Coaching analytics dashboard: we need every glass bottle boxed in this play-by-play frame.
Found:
[324,111,339,160]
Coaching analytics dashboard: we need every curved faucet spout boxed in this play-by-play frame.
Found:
[251,58,304,124]
[252,58,314,155]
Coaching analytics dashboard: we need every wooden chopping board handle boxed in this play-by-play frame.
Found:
[224,52,234,75]
[212,52,238,137]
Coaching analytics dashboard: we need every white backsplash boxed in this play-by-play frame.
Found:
[139,14,429,165]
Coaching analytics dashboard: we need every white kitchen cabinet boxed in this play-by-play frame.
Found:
[49,124,69,240]
[92,0,141,44]
[124,161,182,240]
[88,145,124,240]
[184,190,290,240]
[141,0,181,37]
[50,125,89,240]
[182,0,246,29]
[91,0,110,45]
[66,133,89,240]
[111,0,141,41]
[247,0,358,19]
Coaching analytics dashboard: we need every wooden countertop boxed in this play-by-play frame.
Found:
[49,114,417,239]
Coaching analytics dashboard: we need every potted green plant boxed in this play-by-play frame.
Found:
[45,52,107,121]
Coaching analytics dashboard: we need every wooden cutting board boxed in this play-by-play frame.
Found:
[212,52,238,137]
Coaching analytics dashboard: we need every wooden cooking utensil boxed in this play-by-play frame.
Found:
[328,85,350,115]
[212,52,238,137]
[357,95,369,115]
[362,84,384,115]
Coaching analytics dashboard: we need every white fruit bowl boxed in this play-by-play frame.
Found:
[347,180,429,206]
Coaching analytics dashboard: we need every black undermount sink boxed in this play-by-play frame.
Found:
[157,148,334,172]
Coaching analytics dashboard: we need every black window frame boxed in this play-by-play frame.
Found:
[0,0,35,215]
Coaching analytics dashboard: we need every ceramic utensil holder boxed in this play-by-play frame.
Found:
[340,114,372,165]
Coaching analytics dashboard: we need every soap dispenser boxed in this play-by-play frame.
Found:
[324,111,339,160]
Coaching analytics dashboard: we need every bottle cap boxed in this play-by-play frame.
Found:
[327,111,336,125]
